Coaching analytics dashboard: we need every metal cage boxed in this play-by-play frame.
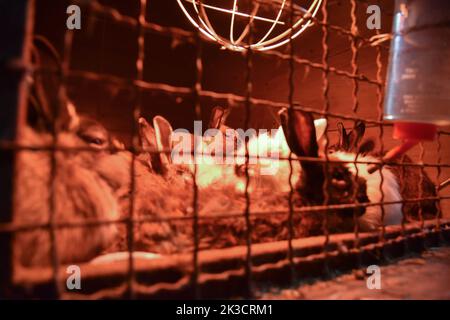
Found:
[0,0,449,299]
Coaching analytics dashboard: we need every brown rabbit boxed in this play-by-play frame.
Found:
[92,116,193,256]
[13,37,125,267]
[16,83,186,266]
[14,124,121,267]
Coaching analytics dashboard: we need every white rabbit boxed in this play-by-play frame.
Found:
[232,118,327,194]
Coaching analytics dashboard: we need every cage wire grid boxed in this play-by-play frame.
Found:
[0,0,449,299]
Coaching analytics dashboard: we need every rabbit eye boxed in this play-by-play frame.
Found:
[79,134,106,147]
[78,120,109,147]
[90,138,105,145]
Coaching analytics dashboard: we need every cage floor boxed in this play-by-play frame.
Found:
[10,219,449,299]
[260,246,450,300]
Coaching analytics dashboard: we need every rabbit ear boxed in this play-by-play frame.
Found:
[153,116,173,165]
[153,116,173,152]
[57,100,81,132]
[279,108,325,198]
[348,120,365,151]
[314,118,327,142]
[30,36,75,132]
[336,122,349,150]
[279,108,319,159]
[138,116,169,175]
[138,117,158,151]
[209,106,230,130]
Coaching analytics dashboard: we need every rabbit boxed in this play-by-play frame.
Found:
[14,121,121,267]
[90,116,196,256]
[135,111,331,203]
[232,116,328,194]
[17,98,188,265]
[13,37,128,267]
[133,115,288,250]
[95,114,237,255]
[132,114,334,245]
[93,149,192,256]
[201,106,328,195]
[279,108,403,234]
[139,108,329,195]
[138,114,241,189]
[332,120,439,222]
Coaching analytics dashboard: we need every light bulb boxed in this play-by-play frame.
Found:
[177,0,322,52]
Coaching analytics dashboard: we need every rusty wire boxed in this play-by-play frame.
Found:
[287,0,297,283]
[374,25,387,259]
[349,0,362,266]
[399,153,409,253]
[77,0,385,86]
[435,132,444,239]
[191,28,203,300]
[243,9,254,299]
[1,195,449,235]
[1,139,449,172]
[10,62,450,135]
[2,0,449,298]
[418,143,426,230]
[320,0,331,275]
[50,22,75,299]
[124,0,148,299]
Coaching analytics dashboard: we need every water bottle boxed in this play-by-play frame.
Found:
[384,0,450,141]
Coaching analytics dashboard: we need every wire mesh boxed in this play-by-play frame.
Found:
[0,0,449,299]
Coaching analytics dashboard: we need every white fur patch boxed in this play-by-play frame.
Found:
[333,152,403,230]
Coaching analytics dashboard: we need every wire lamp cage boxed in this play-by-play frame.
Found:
[176,0,323,51]
[0,0,449,299]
